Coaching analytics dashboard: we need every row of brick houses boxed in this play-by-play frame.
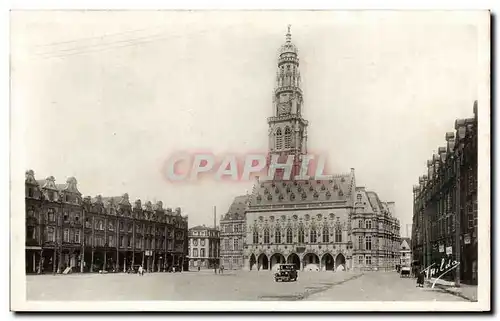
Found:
[411,101,478,285]
[25,170,189,274]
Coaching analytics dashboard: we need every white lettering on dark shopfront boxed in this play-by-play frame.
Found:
[423,258,460,289]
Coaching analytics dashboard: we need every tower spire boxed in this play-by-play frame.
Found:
[267,26,309,180]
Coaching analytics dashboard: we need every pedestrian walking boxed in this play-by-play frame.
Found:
[416,267,425,287]
[138,265,144,276]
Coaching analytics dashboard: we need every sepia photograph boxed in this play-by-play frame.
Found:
[9,9,490,312]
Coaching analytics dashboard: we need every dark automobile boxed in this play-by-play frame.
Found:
[168,265,182,273]
[274,264,298,282]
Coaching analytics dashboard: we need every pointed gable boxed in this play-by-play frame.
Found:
[25,170,39,186]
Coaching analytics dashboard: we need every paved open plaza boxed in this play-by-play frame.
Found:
[27,271,467,301]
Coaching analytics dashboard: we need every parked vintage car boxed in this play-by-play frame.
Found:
[274,264,298,282]
[400,266,411,278]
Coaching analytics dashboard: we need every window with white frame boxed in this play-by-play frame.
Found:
[298,227,304,243]
[322,226,329,243]
[358,236,363,250]
[253,230,259,244]
[264,228,270,244]
[286,228,293,243]
[275,128,283,150]
[365,235,372,250]
[335,227,342,243]
[63,228,70,242]
[284,127,292,148]
[275,229,281,244]
[310,228,317,243]
[46,227,55,242]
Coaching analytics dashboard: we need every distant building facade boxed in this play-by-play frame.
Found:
[351,188,401,271]
[412,101,478,285]
[219,195,249,270]
[399,237,412,268]
[188,225,220,269]
[25,170,189,274]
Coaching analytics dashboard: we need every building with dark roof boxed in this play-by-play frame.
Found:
[220,194,250,270]
[242,27,400,272]
[25,170,189,274]
[352,188,401,271]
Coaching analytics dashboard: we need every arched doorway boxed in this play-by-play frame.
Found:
[257,253,269,270]
[335,253,346,271]
[303,253,320,271]
[270,253,286,271]
[321,253,335,271]
[287,253,300,270]
[249,254,256,271]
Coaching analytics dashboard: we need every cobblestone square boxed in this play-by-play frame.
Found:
[27,271,467,301]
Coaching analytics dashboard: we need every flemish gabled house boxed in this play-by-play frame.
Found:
[25,170,189,274]
[25,170,84,274]
[412,101,478,285]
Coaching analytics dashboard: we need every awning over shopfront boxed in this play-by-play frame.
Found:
[26,246,42,250]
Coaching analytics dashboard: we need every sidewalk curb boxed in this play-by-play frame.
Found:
[424,281,477,302]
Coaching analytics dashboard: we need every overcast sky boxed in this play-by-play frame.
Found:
[11,11,485,235]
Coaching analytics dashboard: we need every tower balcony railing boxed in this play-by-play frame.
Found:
[278,56,299,65]
[267,114,308,125]
[274,85,302,95]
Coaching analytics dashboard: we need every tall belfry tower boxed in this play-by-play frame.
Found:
[267,25,309,179]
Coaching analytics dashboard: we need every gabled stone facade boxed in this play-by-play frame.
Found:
[24,170,188,274]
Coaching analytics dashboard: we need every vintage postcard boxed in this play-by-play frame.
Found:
[10,10,490,311]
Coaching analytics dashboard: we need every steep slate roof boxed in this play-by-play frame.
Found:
[249,172,355,207]
[400,237,411,250]
[366,191,384,213]
[100,196,123,205]
[189,225,217,231]
[222,194,250,221]
[35,176,81,194]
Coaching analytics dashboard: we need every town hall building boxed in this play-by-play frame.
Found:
[241,27,401,272]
